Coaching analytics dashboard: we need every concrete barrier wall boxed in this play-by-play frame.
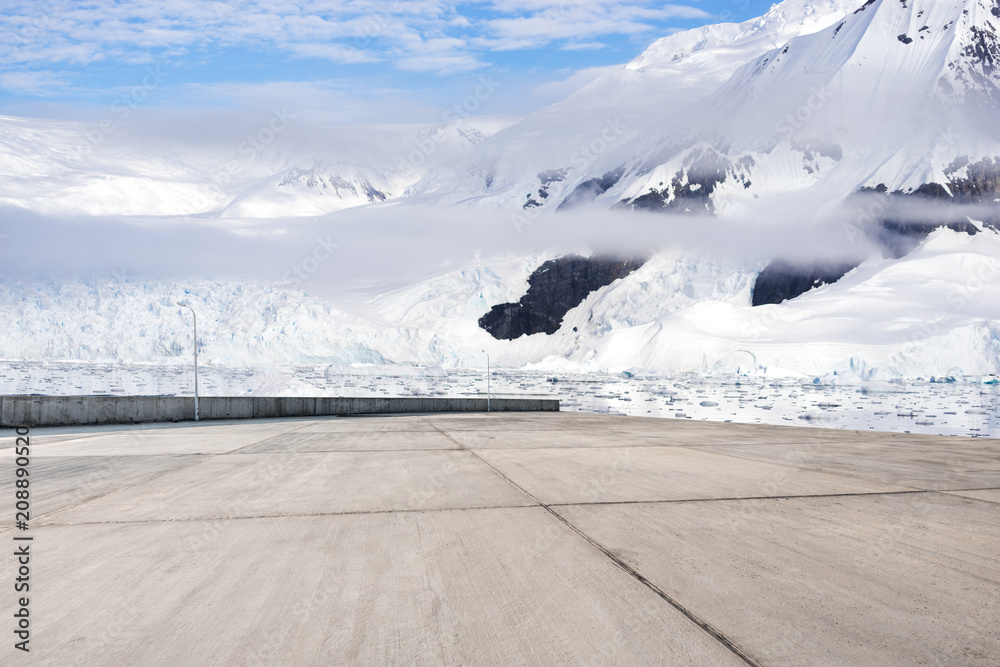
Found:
[0,396,559,427]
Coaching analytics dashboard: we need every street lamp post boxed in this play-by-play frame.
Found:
[177,301,199,421]
[482,350,490,412]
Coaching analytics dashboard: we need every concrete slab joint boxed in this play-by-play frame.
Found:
[7,413,998,665]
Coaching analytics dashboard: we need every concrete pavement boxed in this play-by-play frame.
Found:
[3,414,998,665]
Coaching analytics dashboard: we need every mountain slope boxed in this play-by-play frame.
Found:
[4,0,1000,380]
[408,0,1000,221]
[0,115,514,218]
[410,0,864,210]
[6,227,1000,379]
[606,0,1000,214]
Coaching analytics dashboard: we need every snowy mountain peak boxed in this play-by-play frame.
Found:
[3,0,1000,383]
[604,0,1000,214]
[1,0,995,222]
[724,0,1000,150]
[625,23,745,71]
[625,0,861,71]
[735,0,866,46]
[411,0,878,211]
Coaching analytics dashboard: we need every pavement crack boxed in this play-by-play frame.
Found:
[421,418,546,506]
[544,504,763,667]
[20,420,323,528]
[935,486,1000,492]
[222,419,319,454]
[35,503,541,527]
[420,418,762,667]
[226,446,463,455]
[548,489,930,508]
[681,446,930,492]
[22,455,215,527]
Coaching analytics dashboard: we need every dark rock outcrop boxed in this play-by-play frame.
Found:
[752,260,860,306]
[956,19,1000,111]
[751,218,979,307]
[480,255,644,340]
[752,157,1000,306]
[752,213,982,307]
[623,149,753,214]
[860,157,999,257]
[277,164,389,202]
[872,218,980,258]
[853,0,876,14]
[557,168,624,210]
[523,169,568,209]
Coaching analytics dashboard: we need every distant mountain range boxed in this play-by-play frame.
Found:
[7,0,997,221]
[3,0,1000,379]
[0,114,514,217]
[416,0,1000,218]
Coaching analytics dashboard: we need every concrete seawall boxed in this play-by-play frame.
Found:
[0,395,559,427]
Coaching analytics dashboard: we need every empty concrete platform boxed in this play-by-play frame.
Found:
[2,414,998,665]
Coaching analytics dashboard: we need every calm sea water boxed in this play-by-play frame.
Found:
[3,361,997,438]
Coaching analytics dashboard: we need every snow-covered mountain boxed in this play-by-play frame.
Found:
[414,0,1000,217]
[6,226,1000,378]
[610,0,1000,214]
[4,0,1000,380]
[411,0,868,209]
[4,0,994,220]
[0,115,514,217]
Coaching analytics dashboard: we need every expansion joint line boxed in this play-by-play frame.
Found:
[16,419,318,530]
[421,418,762,667]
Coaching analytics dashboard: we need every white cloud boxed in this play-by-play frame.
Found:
[0,70,70,96]
[530,64,621,100]
[480,2,710,49]
[284,42,382,65]
[561,42,607,51]
[388,34,487,74]
[0,0,710,82]
[176,79,443,124]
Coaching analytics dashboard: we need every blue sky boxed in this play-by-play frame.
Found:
[0,1,782,123]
